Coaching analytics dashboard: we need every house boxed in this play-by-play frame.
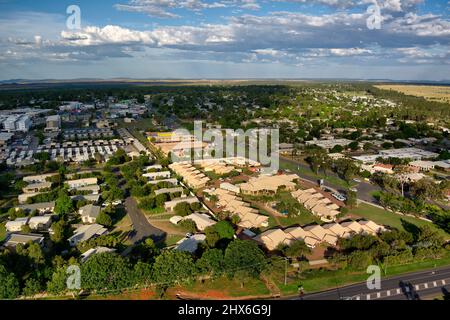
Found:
[175,234,206,253]
[164,196,199,211]
[80,246,116,263]
[3,233,44,248]
[18,192,42,204]
[322,223,352,238]
[23,173,59,184]
[254,229,290,251]
[70,194,101,203]
[66,177,98,189]
[219,182,240,194]
[143,171,172,181]
[340,221,365,235]
[154,187,184,196]
[372,163,394,174]
[22,181,52,193]
[79,204,102,224]
[5,217,30,232]
[28,215,54,231]
[240,174,299,195]
[409,160,435,172]
[68,224,108,246]
[169,162,211,189]
[182,213,216,231]
[18,201,55,214]
[358,220,386,234]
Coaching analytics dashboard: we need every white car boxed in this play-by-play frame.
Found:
[332,193,347,202]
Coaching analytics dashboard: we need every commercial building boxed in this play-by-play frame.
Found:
[45,115,61,132]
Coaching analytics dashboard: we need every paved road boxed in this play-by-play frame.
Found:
[290,266,450,300]
[124,196,165,244]
[280,157,381,205]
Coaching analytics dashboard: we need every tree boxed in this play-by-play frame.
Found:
[155,193,168,207]
[178,219,197,233]
[0,265,20,299]
[223,240,266,279]
[348,141,359,151]
[46,267,68,295]
[345,190,357,208]
[50,220,67,244]
[174,202,192,216]
[196,248,224,276]
[152,250,197,285]
[54,190,74,216]
[283,240,311,259]
[348,250,372,270]
[23,277,42,297]
[214,221,235,240]
[96,211,113,227]
[81,253,133,292]
[26,242,45,266]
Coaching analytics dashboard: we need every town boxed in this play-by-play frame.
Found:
[0,81,448,300]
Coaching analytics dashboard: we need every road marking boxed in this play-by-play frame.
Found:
[366,294,371,300]
[396,288,401,294]
[386,290,391,296]
[424,283,428,289]
[355,296,360,300]
[415,285,420,290]
[376,292,381,298]
[433,281,437,287]
[442,280,446,285]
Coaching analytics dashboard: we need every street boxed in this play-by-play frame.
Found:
[124,196,165,244]
[290,266,450,300]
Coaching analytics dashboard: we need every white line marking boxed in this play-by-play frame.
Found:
[366,294,371,300]
[377,292,381,298]
[355,296,360,300]
[415,285,420,290]
[433,281,437,287]
[424,283,428,289]
[442,280,446,285]
[387,290,391,296]
[396,288,401,294]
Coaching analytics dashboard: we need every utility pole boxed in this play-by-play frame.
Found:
[284,258,288,286]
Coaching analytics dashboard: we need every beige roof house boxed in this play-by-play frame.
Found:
[254,229,290,251]
[341,221,365,234]
[322,223,352,238]
[358,220,386,234]
[240,174,299,195]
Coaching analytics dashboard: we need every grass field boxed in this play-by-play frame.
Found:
[350,203,450,239]
[375,85,450,103]
[276,252,450,295]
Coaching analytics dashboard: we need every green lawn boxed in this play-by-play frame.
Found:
[276,252,450,295]
[280,159,354,189]
[350,203,450,239]
[0,222,6,242]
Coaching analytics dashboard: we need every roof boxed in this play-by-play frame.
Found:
[80,246,116,262]
[254,229,289,251]
[183,213,216,231]
[175,234,206,253]
[18,201,55,212]
[240,174,299,193]
[68,224,108,244]
[28,215,53,224]
[79,204,101,219]
[303,225,328,240]
[3,233,44,247]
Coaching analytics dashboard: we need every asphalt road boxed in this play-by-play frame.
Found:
[280,157,381,204]
[291,266,450,300]
[124,196,165,244]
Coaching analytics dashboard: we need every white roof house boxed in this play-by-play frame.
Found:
[183,213,216,231]
[80,246,116,263]
[28,215,54,231]
[79,204,102,224]
[68,224,108,246]
[5,217,30,232]
[175,234,206,253]
[3,233,44,248]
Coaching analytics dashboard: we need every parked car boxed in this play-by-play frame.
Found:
[332,193,347,202]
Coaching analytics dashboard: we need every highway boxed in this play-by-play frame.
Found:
[290,266,450,300]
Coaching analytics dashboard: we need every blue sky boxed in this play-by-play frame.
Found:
[0,0,449,80]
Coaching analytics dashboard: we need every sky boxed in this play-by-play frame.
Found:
[0,0,449,81]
